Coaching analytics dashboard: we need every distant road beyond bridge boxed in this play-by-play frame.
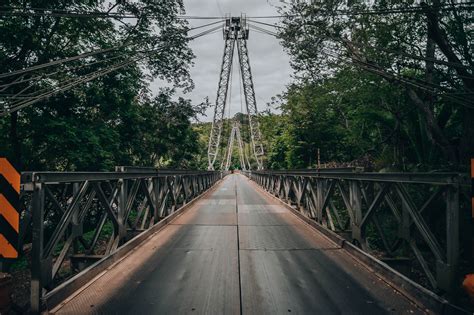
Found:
[51,174,424,314]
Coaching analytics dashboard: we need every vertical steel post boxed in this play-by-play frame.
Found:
[117,178,127,244]
[152,177,160,223]
[350,180,363,244]
[30,182,45,314]
[443,180,460,291]
[316,179,324,223]
[72,183,80,254]
[400,189,411,242]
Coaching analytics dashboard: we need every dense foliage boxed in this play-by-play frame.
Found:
[0,0,201,171]
[1,1,472,173]
[257,0,473,171]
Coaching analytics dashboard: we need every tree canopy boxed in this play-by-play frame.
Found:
[0,0,203,170]
[1,1,472,172]
[256,0,473,171]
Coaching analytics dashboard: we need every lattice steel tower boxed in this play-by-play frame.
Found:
[223,118,247,171]
[207,15,265,170]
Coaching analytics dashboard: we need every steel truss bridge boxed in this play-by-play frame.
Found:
[12,169,471,314]
[0,16,472,315]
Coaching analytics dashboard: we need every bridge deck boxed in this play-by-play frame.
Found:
[52,174,424,314]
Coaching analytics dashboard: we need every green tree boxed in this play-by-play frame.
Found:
[278,0,472,169]
[0,0,199,171]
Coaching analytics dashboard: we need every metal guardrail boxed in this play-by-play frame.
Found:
[21,168,222,312]
[242,169,469,295]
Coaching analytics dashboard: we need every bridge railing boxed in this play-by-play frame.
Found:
[21,168,222,312]
[243,169,470,294]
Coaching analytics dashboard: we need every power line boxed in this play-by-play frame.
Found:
[317,46,474,108]
[189,20,225,31]
[0,23,218,86]
[332,4,474,15]
[1,59,135,115]
[2,52,141,107]
[247,23,278,37]
[2,5,472,114]
[1,49,150,115]
[0,24,224,115]
[249,19,473,75]
[247,19,282,29]
[274,17,474,108]
[0,20,223,81]
[248,28,278,38]
[0,7,224,19]
[278,1,474,16]
[0,52,131,89]
[189,24,224,40]
[347,40,474,71]
[177,15,226,20]
[266,18,474,72]
[0,44,132,79]
[1,2,472,20]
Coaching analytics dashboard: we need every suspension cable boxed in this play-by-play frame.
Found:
[318,46,474,108]
[245,21,473,105]
[0,52,130,89]
[189,24,224,40]
[0,44,132,79]
[248,19,474,71]
[247,24,278,37]
[0,23,223,115]
[189,20,225,31]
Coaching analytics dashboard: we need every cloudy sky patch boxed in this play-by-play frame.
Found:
[152,0,293,121]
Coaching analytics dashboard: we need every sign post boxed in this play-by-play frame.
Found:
[0,158,20,260]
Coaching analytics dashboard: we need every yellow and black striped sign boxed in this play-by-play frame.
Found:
[0,158,20,259]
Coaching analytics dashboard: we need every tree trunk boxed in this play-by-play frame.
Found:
[344,40,458,165]
[422,2,474,166]
[406,88,458,164]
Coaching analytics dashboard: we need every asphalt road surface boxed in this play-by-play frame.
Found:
[52,174,424,314]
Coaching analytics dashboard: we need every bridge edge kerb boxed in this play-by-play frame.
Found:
[44,176,225,313]
[244,175,470,315]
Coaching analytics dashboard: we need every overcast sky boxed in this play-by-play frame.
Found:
[151,0,293,122]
